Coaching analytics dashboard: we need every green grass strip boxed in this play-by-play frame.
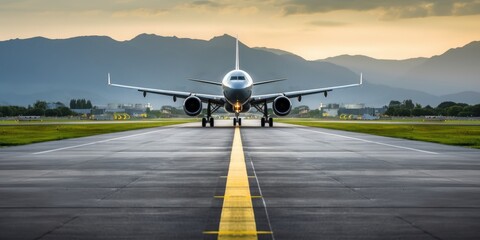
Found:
[0,120,195,146]
[278,119,480,149]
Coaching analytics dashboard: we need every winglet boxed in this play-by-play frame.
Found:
[108,73,111,85]
[235,37,239,70]
[360,73,363,85]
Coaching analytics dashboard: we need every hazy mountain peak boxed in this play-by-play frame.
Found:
[210,34,235,40]
[323,54,375,62]
[459,40,479,48]
[3,36,49,43]
[453,40,480,50]
[64,35,116,44]
[436,40,480,59]
[324,54,427,63]
[209,34,236,45]
[254,47,304,60]
[130,33,177,42]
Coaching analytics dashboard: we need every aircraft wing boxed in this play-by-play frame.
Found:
[108,74,225,104]
[250,74,362,104]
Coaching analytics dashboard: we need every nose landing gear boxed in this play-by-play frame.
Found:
[233,114,241,126]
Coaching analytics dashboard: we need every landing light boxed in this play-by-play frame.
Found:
[234,102,241,113]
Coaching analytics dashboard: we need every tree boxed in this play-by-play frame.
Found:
[58,107,73,116]
[0,106,28,116]
[472,104,480,117]
[447,106,463,116]
[404,99,414,109]
[437,101,456,109]
[45,109,59,117]
[458,111,472,117]
[69,99,93,109]
[412,108,426,117]
[33,101,47,110]
[388,100,401,108]
[0,106,12,116]
[396,108,411,116]
[26,108,44,116]
[385,107,397,116]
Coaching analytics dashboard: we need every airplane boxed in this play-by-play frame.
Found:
[108,38,362,127]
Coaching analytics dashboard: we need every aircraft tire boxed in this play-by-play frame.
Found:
[209,118,214,127]
[261,118,265,127]
[233,118,237,126]
[238,118,242,126]
[202,118,207,127]
[269,117,273,127]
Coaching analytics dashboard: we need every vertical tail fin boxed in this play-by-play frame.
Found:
[235,37,239,70]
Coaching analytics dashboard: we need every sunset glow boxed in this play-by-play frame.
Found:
[1,0,479,60]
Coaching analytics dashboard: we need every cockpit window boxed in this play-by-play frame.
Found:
[230,76,245,80]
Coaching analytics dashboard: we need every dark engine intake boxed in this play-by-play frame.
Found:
[273,96,292,116]
[183,96,202,116]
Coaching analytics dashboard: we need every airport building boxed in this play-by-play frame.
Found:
[91,103,152,120]
[320,103,387,119]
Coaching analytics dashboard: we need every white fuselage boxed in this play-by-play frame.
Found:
[222,69,253,113]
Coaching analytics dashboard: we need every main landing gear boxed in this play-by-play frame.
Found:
[202,100,221,128]
[254,100,273,127]
[202,117,215,127]
[260,117,273,127]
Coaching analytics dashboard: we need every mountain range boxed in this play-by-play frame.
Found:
[0,34,478,109]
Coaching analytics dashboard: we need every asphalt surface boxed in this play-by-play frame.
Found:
[0,120,479,239]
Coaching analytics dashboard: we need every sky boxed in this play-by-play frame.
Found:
[1,0,479,60]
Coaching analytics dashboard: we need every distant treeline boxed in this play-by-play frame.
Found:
[70,99,92,109]
[385,100,480,117]
[0,100,74,117]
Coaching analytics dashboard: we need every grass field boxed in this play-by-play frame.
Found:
[278,119,480,149]
[0,119,195,146]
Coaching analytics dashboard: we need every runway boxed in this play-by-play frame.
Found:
[1,120,479,239]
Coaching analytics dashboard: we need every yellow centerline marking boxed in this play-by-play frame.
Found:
[217,127,257,239]
[214,196,262,199]
[204,231,272,235]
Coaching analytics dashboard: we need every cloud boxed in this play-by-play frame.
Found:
[112,8,168,18]
[189,0,224,8]
[281,0,480,19]
[309,20,347,27]
[180,0,259,15]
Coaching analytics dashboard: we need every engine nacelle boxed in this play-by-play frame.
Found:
[183,96,202,116]
[273,96,292,116]
[224,103,234,113]
[241,103,251,113]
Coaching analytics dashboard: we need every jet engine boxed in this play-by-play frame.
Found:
[273,96,292,116]
[241,103,251,113]
[183,96,202,116]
